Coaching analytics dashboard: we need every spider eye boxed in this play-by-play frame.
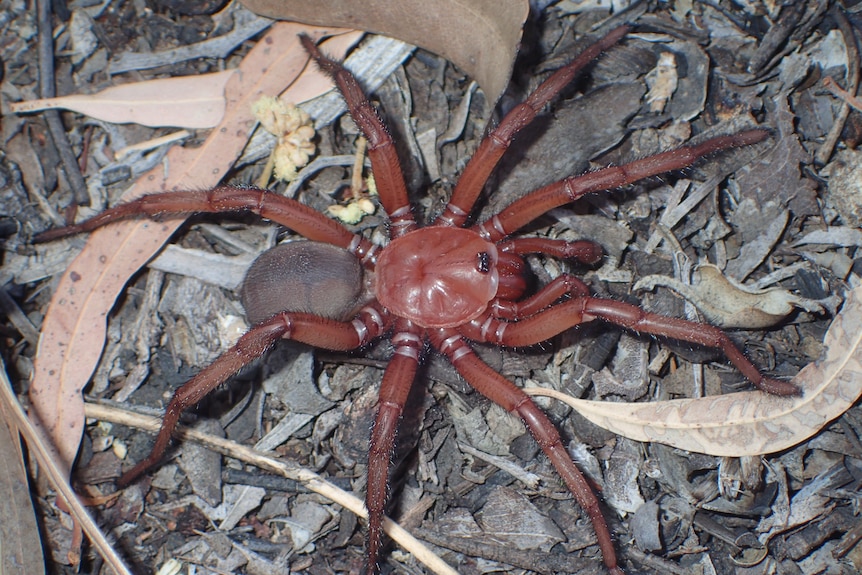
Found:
[477,251,491,273]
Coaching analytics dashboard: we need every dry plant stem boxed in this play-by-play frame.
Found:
[82,402,458,575]
[36,0,88,205]
[822,77,862,113]
[34,26,800,575]
[351,135,368,196]
[256,147,278,188]
[0,367,133,575]
[816,7,859,165]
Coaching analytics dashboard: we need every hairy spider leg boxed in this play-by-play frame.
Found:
[117,306,388,486]
[461,298,799,397]
[474,130,770,243]
[431,329,625,575]
[436,25,631,227]
[300,34,417,237]
[364,319,425,571]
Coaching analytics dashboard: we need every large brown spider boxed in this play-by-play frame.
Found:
[37,26,800,574]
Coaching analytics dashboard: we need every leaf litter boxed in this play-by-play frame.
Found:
[3,1,861,574]
[525,284,862,457]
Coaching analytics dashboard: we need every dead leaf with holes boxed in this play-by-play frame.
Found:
[30,24,360,475]
[525,286,860,457]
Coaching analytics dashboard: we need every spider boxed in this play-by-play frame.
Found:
[36,25,801,575]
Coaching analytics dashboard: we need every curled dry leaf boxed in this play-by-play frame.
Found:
[644,52,678,114]
[240,0,529,105]
[525,286,860,457]
[30,24,360,475]
[635,264,828,329]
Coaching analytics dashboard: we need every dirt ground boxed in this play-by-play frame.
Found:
[2,1,861,574]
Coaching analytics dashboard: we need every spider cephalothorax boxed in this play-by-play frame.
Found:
[36,25,800,575]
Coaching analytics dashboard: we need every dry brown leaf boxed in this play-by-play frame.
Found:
[635,264,828,329]
[30,24,360,475]
[525,287,860,457]
[8,70,235,129]
[240,0,529,105]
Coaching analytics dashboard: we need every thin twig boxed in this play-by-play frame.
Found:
[83,401,460,575]
[36,0,89,205]
[815,7,860,165]
[0,364,132,575]
[822,77,862,113]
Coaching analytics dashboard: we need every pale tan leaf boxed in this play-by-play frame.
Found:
[30,24,359,475]
[8,31,361,130]
[240,0,530,105]
[525,287,861,457]
[8,70,235,129]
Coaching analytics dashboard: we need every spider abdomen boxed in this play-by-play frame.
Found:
[374,227,499,329]
[241,241,367,324]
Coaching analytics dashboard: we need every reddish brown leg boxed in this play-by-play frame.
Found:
[300,35,416,237]
[430,329,624,575]
[475,130,769,242]
[119,306,387,486]
[436,25,631,227]
[487,238,601,319]
[480,274,591,322]
[365,320,423,573]
[33,186,380,262]
[473,297,800,396]
[499,237,604,265]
